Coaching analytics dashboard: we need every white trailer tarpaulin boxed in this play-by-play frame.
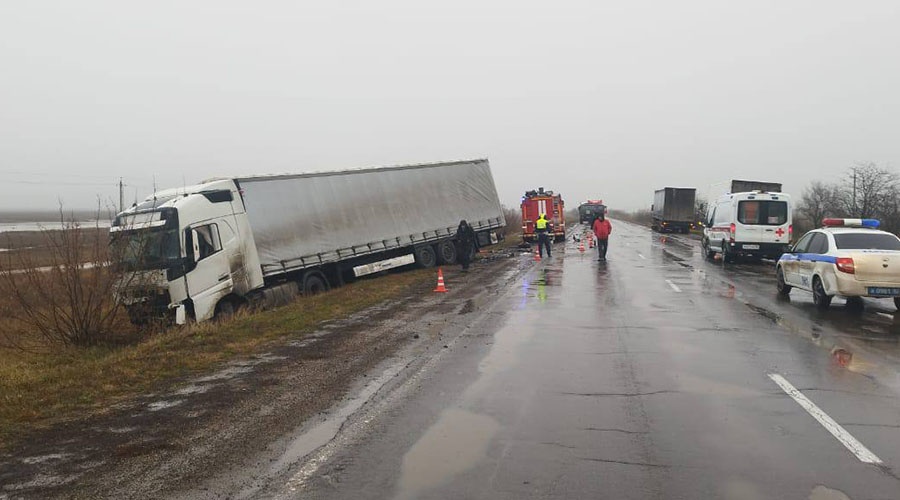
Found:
[236,159,505,276]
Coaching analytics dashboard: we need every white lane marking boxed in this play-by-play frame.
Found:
[637,253,646,260]
[665,280,682,293]
[877,312,894,319]
[767,373,882,464]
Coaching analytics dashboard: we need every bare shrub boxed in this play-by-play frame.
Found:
[501,205,522,238]
[0,207,129,349]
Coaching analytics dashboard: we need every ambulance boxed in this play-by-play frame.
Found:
[702,191,792,262]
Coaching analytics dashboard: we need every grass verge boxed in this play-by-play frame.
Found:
[0,268,433,449]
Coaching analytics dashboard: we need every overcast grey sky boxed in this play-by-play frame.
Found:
[2,0,899,214]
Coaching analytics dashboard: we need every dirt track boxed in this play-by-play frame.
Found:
[0,252,526,499]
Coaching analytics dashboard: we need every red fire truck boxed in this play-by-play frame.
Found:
[521,188,566,243]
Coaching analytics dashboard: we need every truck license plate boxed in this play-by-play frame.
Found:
[867,287,900,296]
[742,244,760,250]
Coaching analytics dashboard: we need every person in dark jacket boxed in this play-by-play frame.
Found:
[592,213,612,261]
[455,220,479,271]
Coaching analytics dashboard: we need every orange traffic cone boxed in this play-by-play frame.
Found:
[533,245,541,261]
[433,267,448,293]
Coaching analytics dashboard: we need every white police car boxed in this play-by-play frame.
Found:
[776,219,900,310]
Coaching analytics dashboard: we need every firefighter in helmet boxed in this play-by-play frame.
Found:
[535,213,553,258]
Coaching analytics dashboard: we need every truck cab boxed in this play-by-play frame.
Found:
[111,180,263,324]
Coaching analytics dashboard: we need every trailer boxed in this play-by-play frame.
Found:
[651,187,696,234]
[730,180,782,193]
[521,188,566,243]
[111,159,505,324]
[578,200,607,224]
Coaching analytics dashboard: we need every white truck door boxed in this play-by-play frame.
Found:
[184,223,233,322]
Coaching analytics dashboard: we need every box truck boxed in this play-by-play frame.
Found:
[651,188,697,233]
[111,159,506,324]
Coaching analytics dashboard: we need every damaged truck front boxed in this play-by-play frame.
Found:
[111,179,265,325]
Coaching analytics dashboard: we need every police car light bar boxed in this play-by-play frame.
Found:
[822,218,880,228]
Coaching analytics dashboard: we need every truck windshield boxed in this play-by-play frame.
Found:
[111,228,181,271]
[738,200,788,225]
[834,233,900,251]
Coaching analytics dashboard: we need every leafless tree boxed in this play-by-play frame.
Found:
[838,162,898,219]
[0,204,133,349]
[797,181,842,229]
[795,163,900,235]
[501,205,522,238]
[694,199,709,225]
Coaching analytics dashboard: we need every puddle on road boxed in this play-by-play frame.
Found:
[262,362,412,497]
[720,478,766,499]
[394,408,499,500]
[146,399,183,412]
[809,485,851,500]
[20,453,72,465]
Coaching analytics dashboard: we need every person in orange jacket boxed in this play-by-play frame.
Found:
[592,213,612,261]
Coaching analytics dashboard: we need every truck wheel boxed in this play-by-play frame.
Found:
[437,240,457,265]
[812,276,832,310]
[415,245,437,268]
[126,305,150,326]
[776,267,792,296]
[303,272,330,295]
[214,299,236,321]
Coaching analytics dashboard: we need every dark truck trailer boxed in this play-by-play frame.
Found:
[730,180,782,193]
[651,187,696,234]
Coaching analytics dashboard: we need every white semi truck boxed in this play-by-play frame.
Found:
[111,159,506,324]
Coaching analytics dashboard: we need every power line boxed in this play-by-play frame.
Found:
[2,180,117,186]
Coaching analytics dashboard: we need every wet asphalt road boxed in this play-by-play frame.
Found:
[262,220,900,500]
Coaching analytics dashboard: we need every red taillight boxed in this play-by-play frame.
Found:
[788,224,793,240]
[729,223,736,243]
[836,257,855,274]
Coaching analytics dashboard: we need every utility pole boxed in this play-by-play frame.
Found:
[118,177,125,214]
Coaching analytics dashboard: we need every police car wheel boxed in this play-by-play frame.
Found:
[812,277,832,310]
[776,267,791,296]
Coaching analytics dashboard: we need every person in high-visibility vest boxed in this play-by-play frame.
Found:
[535,213,553,258]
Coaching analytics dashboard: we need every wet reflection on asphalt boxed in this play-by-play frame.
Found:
[302,220,900,500]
